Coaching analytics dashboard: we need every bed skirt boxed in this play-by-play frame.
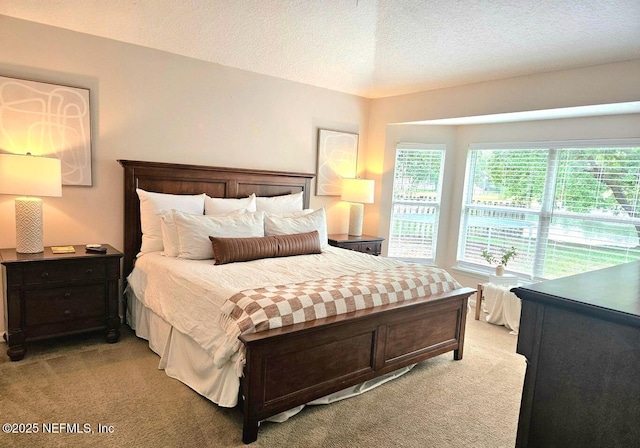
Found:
[125,288,415,422]
[126,289,240,407]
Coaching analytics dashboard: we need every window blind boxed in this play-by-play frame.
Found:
[458,142,640,280]
[388,144,445,262]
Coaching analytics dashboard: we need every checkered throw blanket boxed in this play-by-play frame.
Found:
[220,264,462,336]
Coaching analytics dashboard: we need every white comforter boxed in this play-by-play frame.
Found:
[127,246,407,374]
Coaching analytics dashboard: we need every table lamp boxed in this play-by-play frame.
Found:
[0,153,62,253]
[341,178,374,236]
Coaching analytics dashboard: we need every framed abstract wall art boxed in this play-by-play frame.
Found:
[0,75,92,186]
[316,128,358,196]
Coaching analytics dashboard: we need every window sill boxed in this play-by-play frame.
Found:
[451,264,531,285]
[450,265,491,281]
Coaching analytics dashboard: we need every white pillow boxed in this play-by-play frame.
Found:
[173,210,265,259]
[159,210,180,257]
[160,209,250,257]
[137,189,206,255]
[264,208,328,249]
[205,193,256,215]
[266,209,314,218]
[256,191,304,214]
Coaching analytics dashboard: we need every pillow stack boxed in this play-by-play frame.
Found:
[136,189,328,264]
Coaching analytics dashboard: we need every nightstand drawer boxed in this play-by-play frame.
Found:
[358,242,381,255]
[23,260,107,285]
[22,263,68,285]
[341,241,382,255]
[327,234,385,256]
[67,260,107,281]
[24,284,106,327]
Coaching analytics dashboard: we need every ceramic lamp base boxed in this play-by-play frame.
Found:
[348,202,364,236]
[15,197,44,253]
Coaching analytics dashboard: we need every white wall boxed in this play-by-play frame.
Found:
[0,15,370,335]
[0,15,371,249]
[367,60,640,288]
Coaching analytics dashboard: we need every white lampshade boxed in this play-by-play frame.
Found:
[341,178,374,204]
[341,178,374,237]
[0,153,62,197]
[0,153,62,253]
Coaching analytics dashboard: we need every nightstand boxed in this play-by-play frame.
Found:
[327,234,384,256]
[1,245,123,361]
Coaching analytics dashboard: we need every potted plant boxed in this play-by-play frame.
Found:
[481,246,517,276]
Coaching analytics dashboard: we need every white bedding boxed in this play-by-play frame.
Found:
[126,246,410,405]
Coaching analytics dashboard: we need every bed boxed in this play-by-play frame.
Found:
[119,159,475,443]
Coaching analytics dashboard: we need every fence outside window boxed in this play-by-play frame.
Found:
[388,144,445,263]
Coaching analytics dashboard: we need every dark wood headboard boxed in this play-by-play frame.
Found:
[119,160,314,278]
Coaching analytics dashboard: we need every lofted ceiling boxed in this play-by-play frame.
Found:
[1,0,640,99]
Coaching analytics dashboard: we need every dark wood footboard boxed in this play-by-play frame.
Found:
[240,287,474,443]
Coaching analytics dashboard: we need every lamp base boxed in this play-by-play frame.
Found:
[348,203,364,236]
[15,197,44,253]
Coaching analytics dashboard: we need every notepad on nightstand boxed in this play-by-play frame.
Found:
[51,246,76,254]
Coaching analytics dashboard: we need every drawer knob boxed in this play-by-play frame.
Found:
[41,272,49,278]
[63,310,71,317]
[86,268,93,275]
[64,292,72,299]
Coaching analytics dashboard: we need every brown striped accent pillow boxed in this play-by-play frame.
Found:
[209,231,321,265]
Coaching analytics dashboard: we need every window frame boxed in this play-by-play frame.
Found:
[457,138,640,281]
[387,142,446,264]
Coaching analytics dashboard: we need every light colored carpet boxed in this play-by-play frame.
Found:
[0,310,525,447]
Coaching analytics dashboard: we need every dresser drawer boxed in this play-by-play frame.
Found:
[24,284,106,327]
[23,259,107,285]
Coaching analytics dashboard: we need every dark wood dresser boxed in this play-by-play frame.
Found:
[327,234,384,256]
[512,261,640,447]
[1,245,123,361]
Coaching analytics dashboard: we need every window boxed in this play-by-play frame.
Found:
[458,140,640,280]
[388,144,445,263]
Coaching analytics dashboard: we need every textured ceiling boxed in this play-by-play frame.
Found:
[2,0,640,98]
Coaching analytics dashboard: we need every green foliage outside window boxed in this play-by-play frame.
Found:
[483,147,640,245]
[461,145,640,279]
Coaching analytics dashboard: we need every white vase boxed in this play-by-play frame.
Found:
[495,265,504,276]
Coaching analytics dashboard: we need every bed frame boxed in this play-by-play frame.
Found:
[119,159,475,444]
